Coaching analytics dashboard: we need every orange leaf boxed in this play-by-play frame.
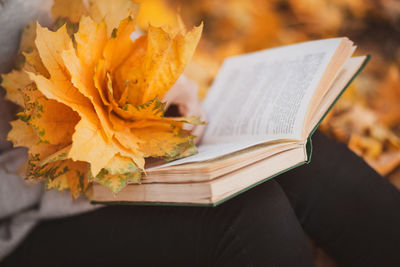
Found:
[75,16,108,68]
[62,26,114,139]
[103,16,137,73]
[127,24,202,105]
[24,49,50,77]
[29,98,80,145]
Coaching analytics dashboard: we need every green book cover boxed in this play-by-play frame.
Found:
[92,55,370,208]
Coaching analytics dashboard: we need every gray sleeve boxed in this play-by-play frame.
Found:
[0,0,100,260]
[0,1,45,259]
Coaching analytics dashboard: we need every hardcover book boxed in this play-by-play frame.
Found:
[90,37,369,206]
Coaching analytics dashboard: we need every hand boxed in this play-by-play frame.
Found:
[163,75,207,144]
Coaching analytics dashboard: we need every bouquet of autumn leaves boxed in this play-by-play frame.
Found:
[1,0,203,198]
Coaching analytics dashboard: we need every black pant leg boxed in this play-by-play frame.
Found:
[214,179,314,266]
[1,180,314,267]
[278,130,400,267]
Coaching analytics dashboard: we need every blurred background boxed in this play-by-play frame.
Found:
[135,1,400,265]
[135,0,400,185]
[0,0,399,265]
[2,0,399,185]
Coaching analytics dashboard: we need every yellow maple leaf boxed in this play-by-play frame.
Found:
[88,0,140,37]
[18,21,37,53]
[115,24,203,106]
[24,49,50,77]
[1,70,31,107]
[44,159,91,198]
[93,154,141,193]
[8,120,39,148]
[52,0,88,24]
[28,98,80,145]
[3,1,203,196]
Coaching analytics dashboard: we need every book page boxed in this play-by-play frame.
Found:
[202,38,344,144]
[307,56,366,133]
[152,38,344,169]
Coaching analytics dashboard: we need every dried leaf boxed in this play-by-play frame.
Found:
[5,3,203,198]
[112,35,147,105]
[88,0,140,37]
[289,0,343,34]
[19,21,37,53]
[103,16,137,73]
[88,154,142,193]
[62,20,114,139]
[1,70,32,107]
[95,168,141,194]
[75,16,108,68]
[45,160,90,198]
[348,134,383,159]
[372,66,400,127]
[39,145,71,167]
[112,23,203,106]
[366,152,400,176]
[131,125,194,159]
[24,49,50,77]
[34,23,72,81]
[27,72,97,126]
[28,23,97,125]
[29,98,80,145]
[104,154,141,175]
[7,120,39,148]
[52,0,88,23]
[68,116,144,176]
[141,24,203,103]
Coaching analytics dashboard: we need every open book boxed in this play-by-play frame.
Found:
[90,37,369,206]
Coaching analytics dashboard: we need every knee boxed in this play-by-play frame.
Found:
[220,180,302,235]
[214,180,314,266]
[227,179,292,217]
